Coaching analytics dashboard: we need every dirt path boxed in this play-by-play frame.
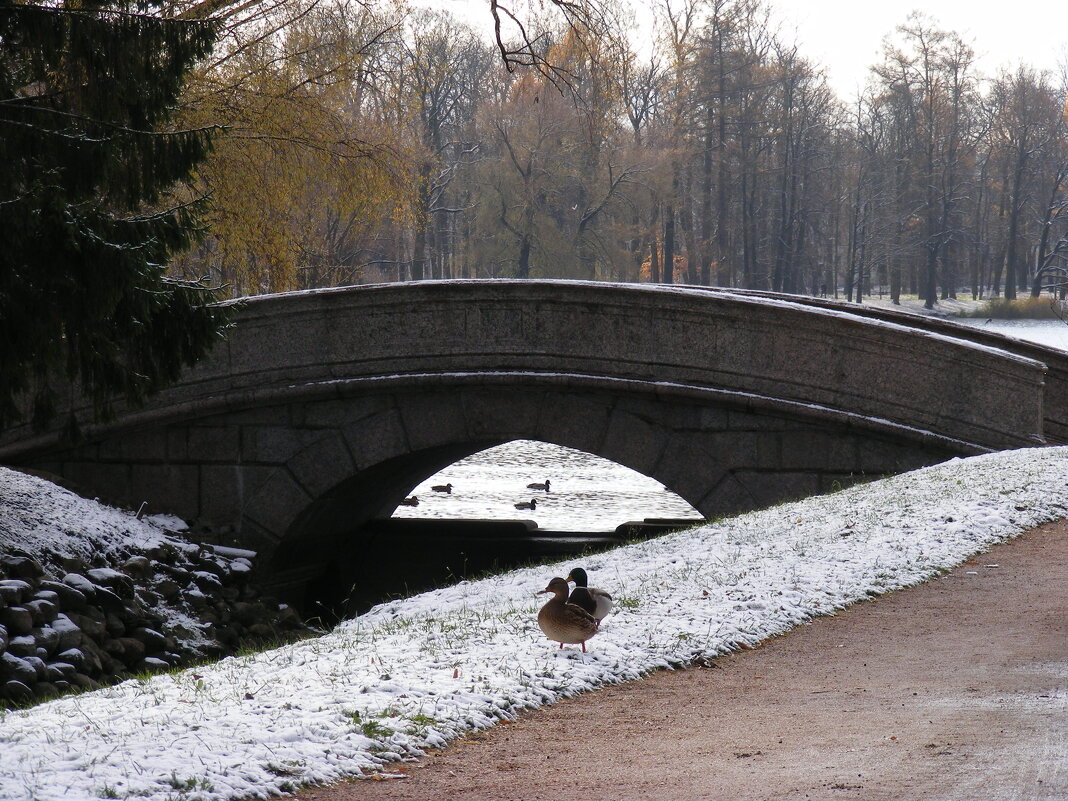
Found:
[297,521,1068,801]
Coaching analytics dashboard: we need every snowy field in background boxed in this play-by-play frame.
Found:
[2,447,1068,801]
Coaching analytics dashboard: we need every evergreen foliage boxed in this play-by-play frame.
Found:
[0,0,229,435]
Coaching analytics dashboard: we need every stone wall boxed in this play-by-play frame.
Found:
[0,539,311,707]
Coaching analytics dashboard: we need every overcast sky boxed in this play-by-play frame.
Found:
[437,0,1067,101]
[768,0,1068,99]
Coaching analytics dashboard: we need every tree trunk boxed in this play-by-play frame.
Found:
[1004,154,1027,301]
[1032,169,1067,295]
[412,224,427,281]
[649,204,661,283]
[517,234,531,279]
[663,200,676,285]
[650,233,661,284]
[923,244,938,310]
[701,100,715,286]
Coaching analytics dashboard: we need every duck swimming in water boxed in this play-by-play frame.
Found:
[526,479,551,491]
[514,498,537,510]
[566,567,614,623]
[399,496,419,507]
[537,577,599,652]
[431,483,453,494]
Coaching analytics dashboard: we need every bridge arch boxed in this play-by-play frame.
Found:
[0,280,1050,602]
[230,376,969,597]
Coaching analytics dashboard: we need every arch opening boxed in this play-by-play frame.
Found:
[392,439,704,531]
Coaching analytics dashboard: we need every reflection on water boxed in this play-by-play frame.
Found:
[392,439,703,532]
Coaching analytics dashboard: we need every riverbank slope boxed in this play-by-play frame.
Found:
[305,518,1067,800]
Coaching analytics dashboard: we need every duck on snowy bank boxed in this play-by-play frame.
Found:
[537,577,599,652]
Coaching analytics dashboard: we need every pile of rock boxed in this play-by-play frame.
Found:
[0,541,312,706]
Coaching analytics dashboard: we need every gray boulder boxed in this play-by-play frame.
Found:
[1,652,38,685]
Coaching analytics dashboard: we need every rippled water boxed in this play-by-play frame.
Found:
[392,439,703,532]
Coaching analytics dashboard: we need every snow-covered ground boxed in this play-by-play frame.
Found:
[2,447,1068,801]
[0,468,188,573]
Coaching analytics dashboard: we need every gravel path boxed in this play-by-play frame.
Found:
[297,520,1068,801]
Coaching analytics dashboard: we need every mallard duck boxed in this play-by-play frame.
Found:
[399,496,419,507]
[526,479,551,491]
[537,577,599,652]
[514,498,537,510]
[566,567,614,623]
[431,483,453,494]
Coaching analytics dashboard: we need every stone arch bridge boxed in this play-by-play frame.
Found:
[1,281,1063,602]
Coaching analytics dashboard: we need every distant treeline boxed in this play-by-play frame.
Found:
[169,0,1068,308]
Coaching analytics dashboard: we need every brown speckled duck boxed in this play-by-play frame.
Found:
[537,577,599,652]
[566,567,614,623]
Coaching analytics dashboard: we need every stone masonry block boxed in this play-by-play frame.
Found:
[241,425,327,465]
[126,463,201,522]
[601,405,667,477]
[294,395,392,429]
[461,388,544,442]
[732,470,822,510]
[725,407,792,432]
[342,407,408,471]
[819,472,869,494]
[701,429,782,470]
[858,439,950,475]
[286,432,356,498]
[198,465,245,530]
[534,393,612,456]
[242,468,312,538]
[698,473,762,519]
[195,464,278,532]
[399,392,468,452]
[654,431,729,510]
[95,428,168,462]
[698,406,731,431]
[233,515,282,552]
[777,429,861,472]
[186,426,241,463]
[166,428,188,461]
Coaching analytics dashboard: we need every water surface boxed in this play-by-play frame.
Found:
[953,317,1068,351]
[393,439,703,532]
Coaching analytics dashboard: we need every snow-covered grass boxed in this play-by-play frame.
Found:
[2,447,1068,801]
